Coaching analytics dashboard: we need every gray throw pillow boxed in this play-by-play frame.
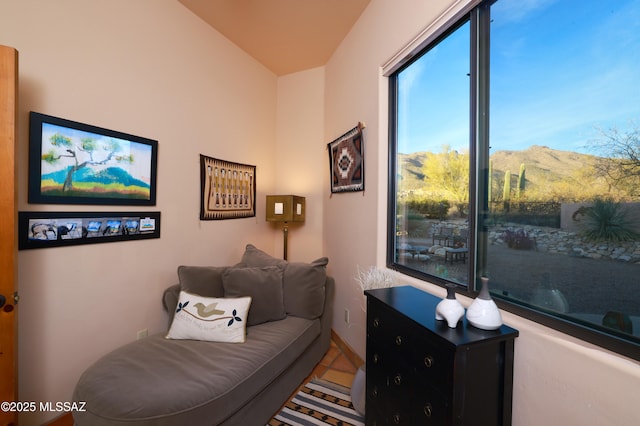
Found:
[222,266,286,326]
[177,265,227,297]
[240,244,287,269]
[238,244,328,319]
[284,258,328,319]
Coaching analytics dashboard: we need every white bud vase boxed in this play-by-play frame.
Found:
[467,277,502,330]
[350,364,366,416]
[435,284,465,328]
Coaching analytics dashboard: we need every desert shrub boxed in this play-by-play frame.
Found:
[582,197,640,242]
[489,201,561,227]
[502,228,536,250]
[504,213,560,228]
[404,199,451,220]
[396,212,433,238]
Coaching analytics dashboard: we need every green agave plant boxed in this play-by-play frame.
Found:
[582,197,640,242]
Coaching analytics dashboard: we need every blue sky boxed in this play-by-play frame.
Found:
[397,0,640,155]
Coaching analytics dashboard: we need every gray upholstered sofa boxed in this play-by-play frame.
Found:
[73,245,334,425]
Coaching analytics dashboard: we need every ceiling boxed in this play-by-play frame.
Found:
[178,0,371,76]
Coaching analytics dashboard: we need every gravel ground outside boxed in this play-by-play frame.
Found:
[398,242,639,320]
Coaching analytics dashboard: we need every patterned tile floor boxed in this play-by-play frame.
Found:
[310,339,359,388]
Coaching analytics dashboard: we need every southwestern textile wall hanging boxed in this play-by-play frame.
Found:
[328,122,365,193]
[200,155,256,220]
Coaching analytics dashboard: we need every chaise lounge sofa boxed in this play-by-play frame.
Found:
[72,244,334,425]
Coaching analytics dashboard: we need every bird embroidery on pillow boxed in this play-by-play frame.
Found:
[176,299,243,326]
[194,302,225,317]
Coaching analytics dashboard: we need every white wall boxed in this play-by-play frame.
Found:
[324,0,459,369]
[275,67,326,263]
[0,0,286,424]
[323,0,640,425]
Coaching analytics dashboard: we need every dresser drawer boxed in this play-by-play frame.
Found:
[412,390,449,425]
[367,299,424,361]
[366,384,447,425]
[410,334,452,394]
[367,297,406,344]
[366,347,414,395]
[366,362,412,425]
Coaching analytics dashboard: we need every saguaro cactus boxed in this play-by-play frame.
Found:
[503,170,511,201]
[517,163,526,198]
[503,170,511,212]
[488,159,493,207]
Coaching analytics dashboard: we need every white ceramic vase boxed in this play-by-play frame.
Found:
[466,277,502,330]
[350,364,366,416]
[435,284,465,328]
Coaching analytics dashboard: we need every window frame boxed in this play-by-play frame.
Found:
[387,17,478,290]
[386,0,640,361]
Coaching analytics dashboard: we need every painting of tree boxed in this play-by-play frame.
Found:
[29,112,157,205]
[42,133,135,193]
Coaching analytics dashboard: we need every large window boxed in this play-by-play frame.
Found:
[389,0,640,360]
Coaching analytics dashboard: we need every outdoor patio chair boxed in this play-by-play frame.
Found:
[432,226,454,246]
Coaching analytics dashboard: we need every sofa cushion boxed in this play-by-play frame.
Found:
[162,284,181,315]
[284,257,328,319]
[166,291,251,343]
[73,316,321,426]
[239,244,328,319]
[222,266,286,325]
[240,244,287,269]
[177,265,227,297]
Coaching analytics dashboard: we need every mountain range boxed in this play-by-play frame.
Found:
[398,145,598,192]
[42,166,150,189]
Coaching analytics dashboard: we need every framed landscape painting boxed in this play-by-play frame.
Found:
[28,112,158,205]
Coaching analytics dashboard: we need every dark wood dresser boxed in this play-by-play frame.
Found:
[365,286,518,425]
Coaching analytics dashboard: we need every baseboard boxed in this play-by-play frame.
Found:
[331,329,364,368]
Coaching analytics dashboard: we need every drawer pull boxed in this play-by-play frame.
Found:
[424,355,434,368]
[424,403,433,417]
[373,318,380,328]
[393,414,401,424]
[393,374,402,385]
[371,386,378,398]
[395,335,402,346]
[373,353,380,364]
